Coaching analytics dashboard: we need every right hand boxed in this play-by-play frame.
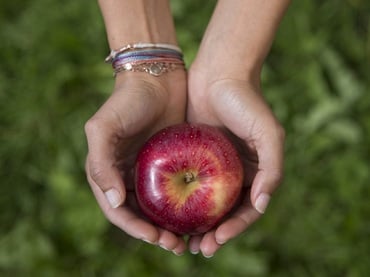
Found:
[84,70,187,255]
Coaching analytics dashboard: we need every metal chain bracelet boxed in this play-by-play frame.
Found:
[113,61,185,77]
[105,43,185,77]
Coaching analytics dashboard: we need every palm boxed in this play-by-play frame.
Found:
[187,78,284,255]
[188,79,271,186]
[85,72,188,252]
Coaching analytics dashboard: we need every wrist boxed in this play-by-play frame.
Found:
[113,68,187,100]
[189,59,261,92]
[98,0,178,49]
[190,0,290,85]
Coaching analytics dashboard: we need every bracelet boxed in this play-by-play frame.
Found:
[105,42,183,63]
[114,61,184,77]
[107,43,185,77]
[112,49,183,66]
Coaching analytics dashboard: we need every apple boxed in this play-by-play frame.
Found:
[135,123,243,235]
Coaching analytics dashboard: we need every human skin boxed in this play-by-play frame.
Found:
[187,0,290,257]
[85,0,290,258]
[85,0,187,255]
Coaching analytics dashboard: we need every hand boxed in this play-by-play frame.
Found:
[84,71,188,255]
[186,69,285,257]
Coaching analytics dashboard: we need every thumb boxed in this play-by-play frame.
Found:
[250,124,285,214]
[86,155,126,209]
[85,117,126,209]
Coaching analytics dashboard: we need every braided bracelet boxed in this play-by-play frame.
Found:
[106,43,185,77]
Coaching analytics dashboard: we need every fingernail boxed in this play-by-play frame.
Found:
[255,193,271,214]
[172,250,184,256]
[216,239,227,245]
[104,188,121,208]
[203,253,214,259]
[159,244,170,251]
[190,249,199,255]
[142,238,156,245]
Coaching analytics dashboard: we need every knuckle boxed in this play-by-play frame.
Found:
[84,117,103,137]
[276,124,286,142]
[272,120,285,142]
[270,169,284,188]
[88,160,106,184]
[275,170,285,185]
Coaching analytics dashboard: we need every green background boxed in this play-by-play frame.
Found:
[1,0,369,276]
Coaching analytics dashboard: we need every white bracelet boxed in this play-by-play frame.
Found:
[105,42,182,63]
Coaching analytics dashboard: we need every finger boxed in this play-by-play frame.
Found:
[110,207,159,243]
[209,86,285,213]
[250,121,285,213]
[87,167,160,243]
[172,239,187,256]
[84,88,162,208]
[156,229,187,255]
[85,116,126,208]
[157,229,185,252]
[188,235,202,255]
[199,231,221,258]
[215,202,261,245]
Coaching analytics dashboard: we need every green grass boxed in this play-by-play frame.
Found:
[1,0,369,276]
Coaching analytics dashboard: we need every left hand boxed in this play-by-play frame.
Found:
[186,68,285,257]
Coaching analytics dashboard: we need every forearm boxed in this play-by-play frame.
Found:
[98,0,178,49]
[193,0,290,82]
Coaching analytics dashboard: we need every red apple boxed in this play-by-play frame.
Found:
[135,123,243,235]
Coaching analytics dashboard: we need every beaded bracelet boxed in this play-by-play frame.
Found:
[106,43,185,77]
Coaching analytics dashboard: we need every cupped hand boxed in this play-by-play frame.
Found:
[84,71,187,255]
[187,70,285,257]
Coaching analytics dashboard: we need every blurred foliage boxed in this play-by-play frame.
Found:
[0,0,369,276]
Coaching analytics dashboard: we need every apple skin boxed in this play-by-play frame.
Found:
[135,123,243,235]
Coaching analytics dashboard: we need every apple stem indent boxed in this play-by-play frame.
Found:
[184,172,195,184]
